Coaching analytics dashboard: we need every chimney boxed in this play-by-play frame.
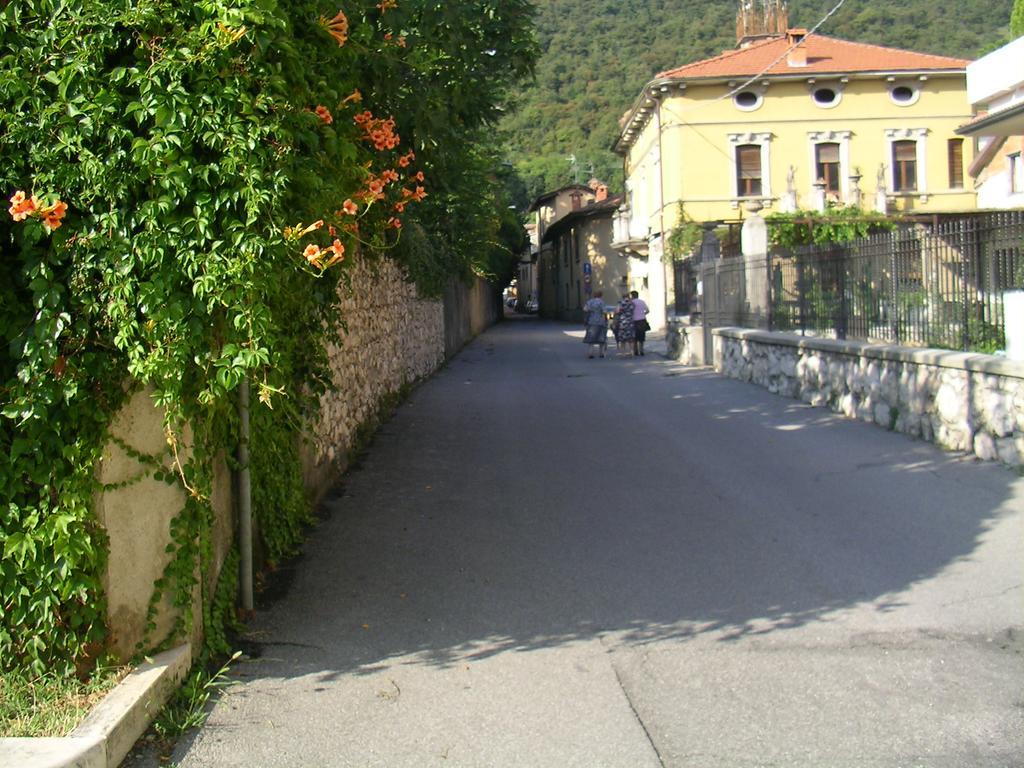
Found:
[595,184,608,202]
[786,28,807,67]
[737,0,789,46]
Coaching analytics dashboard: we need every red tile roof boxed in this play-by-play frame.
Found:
[657,34,970,80]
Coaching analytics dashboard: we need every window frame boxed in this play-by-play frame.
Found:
[811,86,841,109]
[888,83,920,107]
[733,89,763,112]
[815,142,841,195]
[892,140,918,193]
[947,138,964,190]
[807,131,851,203]
[885,128,929,195]
[736,144,763,197]
[728,132,772,201]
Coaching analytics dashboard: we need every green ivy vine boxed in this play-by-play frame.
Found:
[0,0,537,678]
[765,204,896,248]
[664,204,705,263]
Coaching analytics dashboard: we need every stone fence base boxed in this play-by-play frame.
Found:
[713,328,1024,467]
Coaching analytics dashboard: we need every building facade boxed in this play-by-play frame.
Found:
[613,1,977,329]
[957,35,1024,209]
[540,193,629,322]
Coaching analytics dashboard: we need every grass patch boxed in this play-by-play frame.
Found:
[0,663,129,737]
[151,651,240,740]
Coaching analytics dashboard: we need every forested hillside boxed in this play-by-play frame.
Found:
[502,0,1014,201]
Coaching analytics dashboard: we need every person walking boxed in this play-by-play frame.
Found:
[631,290,649,356]
[582,291,609,358]
[614,293,635,356]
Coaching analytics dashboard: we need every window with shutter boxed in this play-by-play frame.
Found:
[736,144,762,197]
[947,139,964,189]
[815,143,841,195]
[893,140,917,192]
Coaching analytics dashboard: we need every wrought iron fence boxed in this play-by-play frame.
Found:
[700,211,1024,354]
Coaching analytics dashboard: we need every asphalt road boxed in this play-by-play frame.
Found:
[153,318,1024,767]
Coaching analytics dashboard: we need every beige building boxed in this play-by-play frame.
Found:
[529,183,632,320]
[540,191,629,321]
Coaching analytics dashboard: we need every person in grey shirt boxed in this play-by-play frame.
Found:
[582,290,609,358]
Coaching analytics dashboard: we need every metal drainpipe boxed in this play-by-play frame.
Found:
[238,377,253,612]
[657,94,668,320]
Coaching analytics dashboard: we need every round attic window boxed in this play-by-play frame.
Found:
[889,85,919,106]
[812,87,840,107]
[733,90,762,111]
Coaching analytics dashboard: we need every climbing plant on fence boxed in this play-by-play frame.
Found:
[0,0,536,676]
[765,206,896,247]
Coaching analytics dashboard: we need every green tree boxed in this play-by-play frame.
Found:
[1012,0,1024,36]
[501,0,1011,201]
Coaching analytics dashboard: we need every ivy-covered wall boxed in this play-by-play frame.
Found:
[95,255,496,661]
[0,0,536,676]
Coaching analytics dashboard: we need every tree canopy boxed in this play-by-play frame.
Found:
[502,0,1014,201]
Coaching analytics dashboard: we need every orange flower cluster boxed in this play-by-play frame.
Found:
[353,111,399,151]
[321,10,349,47]
[9,191,67,231]
[303,239,346,270]
[315,105,333,125]
[403,184,427,203]
[286,219,345,270]
[9,191,37,221]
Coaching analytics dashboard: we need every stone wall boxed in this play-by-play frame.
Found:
[99,254,497,659]
[443,274,500,359]
[665,317,708,366]
[302,256,446,499]
[302,256,498,499]
[715,328,1024,467]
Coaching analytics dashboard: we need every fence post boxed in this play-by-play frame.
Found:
[959,219,971,351]
[796,249,806,336]
[700,225,721,364]
[766,250,774,331]
[836,243,848,340]
[889,230,900,344]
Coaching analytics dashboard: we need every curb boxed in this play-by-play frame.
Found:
[0,643,192,768]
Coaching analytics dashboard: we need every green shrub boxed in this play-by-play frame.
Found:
[0,0,536,676]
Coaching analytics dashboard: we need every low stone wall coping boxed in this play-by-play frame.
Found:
[714,327,1024,380]
[0,643,192,768]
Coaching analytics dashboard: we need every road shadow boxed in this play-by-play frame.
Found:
[232,319,1023,681]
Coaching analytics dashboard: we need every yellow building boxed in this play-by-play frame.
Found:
[613,3,977,329]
